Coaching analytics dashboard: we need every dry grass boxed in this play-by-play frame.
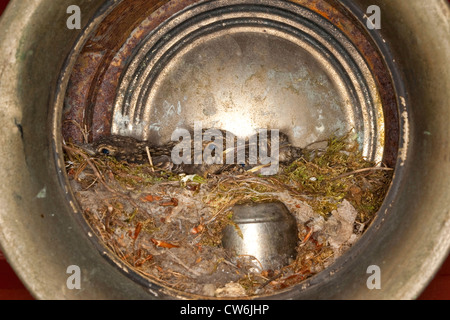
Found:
[63,134,393,296]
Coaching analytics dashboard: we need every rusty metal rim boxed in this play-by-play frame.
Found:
[1,0,448,300]
[55,0,400,299]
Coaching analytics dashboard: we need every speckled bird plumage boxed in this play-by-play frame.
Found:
[80,129,302,176]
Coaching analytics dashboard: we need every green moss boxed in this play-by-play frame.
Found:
[200,212,236,247]
[65,134,392,231]
[277,134,392,220]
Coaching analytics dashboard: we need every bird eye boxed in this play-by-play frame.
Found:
[100,148,110,155]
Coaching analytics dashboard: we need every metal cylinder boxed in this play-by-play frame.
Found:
[0,0,449,300]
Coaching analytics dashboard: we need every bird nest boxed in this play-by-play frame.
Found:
[63,135,393,297]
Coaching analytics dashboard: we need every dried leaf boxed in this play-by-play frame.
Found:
[151,238,179,249]
[135,254,153,267]
[160,198,178,207]
[191,224,204,234]
[133,222,142,240]
[141,195,162,202]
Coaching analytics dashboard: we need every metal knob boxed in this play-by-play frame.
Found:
[222,201,298,271]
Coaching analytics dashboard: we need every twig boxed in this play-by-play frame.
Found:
[260,272,283,289]
[205,196,243,225]
[145,146,155,173]
[166,249,201,277]
[84,177,99,190]
[237,254,264,272]
[63,119,89,143]
[303,139,329,149]
[237,176,310,200]
[246,163,270,173]
[328,167,393,181]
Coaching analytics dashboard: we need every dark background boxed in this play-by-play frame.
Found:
[0,0,448,300]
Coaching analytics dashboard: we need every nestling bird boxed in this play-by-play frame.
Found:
[80,135,176,170]
[79,129,302,176]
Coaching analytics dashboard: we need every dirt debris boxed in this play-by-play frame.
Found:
[64,135,393,297]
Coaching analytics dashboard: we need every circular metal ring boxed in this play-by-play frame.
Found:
[0,0,448,300]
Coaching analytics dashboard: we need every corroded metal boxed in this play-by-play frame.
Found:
[63,0,201,143]
[60,0,400,297]
[62,0,397,167]
[112,0,384,166]
[296,0,399,167]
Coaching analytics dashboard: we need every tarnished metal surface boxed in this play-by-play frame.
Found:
[63,0,201,143]
[112,0,383,166]
[59,0,406,298]
[292,0,399,167]
[0,0,160,300]
[59,0,400,298]
[62,0,396,166]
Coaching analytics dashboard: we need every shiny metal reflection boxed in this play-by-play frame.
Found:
[112,0,385,164]
[222,201,298,271]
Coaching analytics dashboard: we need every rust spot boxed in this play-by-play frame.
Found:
[291,0,399,167]
[63,52,103,143]
[63,0,206,144]
[63,0,399,167]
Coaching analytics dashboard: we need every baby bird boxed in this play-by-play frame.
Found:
[79,129,302,176]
